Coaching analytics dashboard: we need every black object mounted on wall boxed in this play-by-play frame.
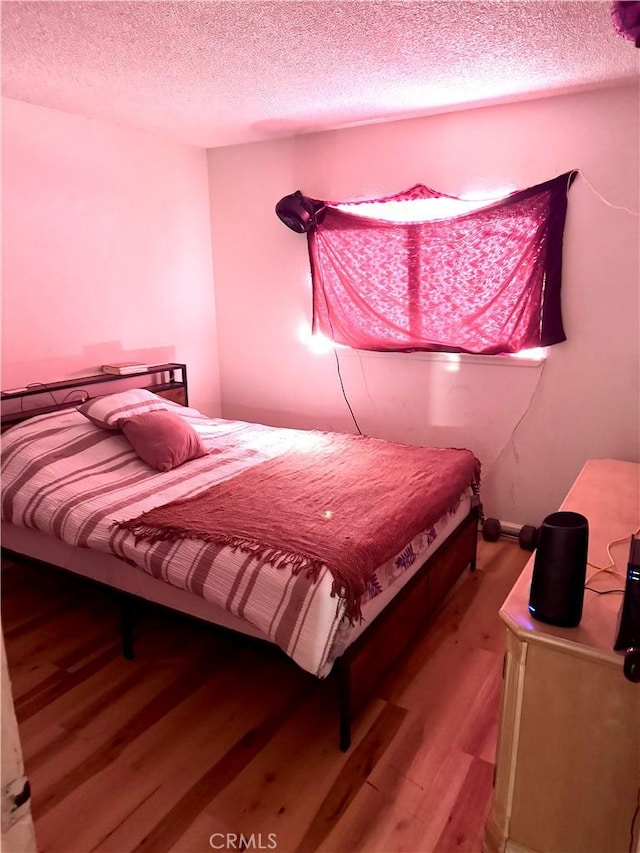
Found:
[275,191,326,233]
[528,511,589,627]
[611,0,640,47]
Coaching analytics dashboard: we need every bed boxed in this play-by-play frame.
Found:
[1,364,481,749]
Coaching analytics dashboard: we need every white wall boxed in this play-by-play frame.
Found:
[208,85,639,526]
[1,97,221,416]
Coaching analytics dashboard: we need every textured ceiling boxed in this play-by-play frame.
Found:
[2,1,639,149]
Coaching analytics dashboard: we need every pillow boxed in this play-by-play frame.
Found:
[78,389,170,430]
[120,409,207,472]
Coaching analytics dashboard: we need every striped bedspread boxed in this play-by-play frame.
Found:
[1,402,471,676]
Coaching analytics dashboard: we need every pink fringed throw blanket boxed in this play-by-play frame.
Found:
[117,433,480,623]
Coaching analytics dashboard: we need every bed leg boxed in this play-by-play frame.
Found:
[469,531,479,571]
[470,495,480,572]
[119,595,135,660]
[336,658,352,752]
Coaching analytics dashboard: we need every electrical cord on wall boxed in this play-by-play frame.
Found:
[329,341,548,444]
[482,357,547,483]
[333,348,363,436]
[629,787,640,853]
[318,277,364,436]
[576,169,640,218]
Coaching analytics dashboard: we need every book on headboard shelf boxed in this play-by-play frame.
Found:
[101,362,149,376]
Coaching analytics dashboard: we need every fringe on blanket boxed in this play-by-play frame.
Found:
[117,520,365,624]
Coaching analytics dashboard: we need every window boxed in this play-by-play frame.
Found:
[279,172,576,356]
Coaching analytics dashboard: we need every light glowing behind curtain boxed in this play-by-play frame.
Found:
[308,172,576,355]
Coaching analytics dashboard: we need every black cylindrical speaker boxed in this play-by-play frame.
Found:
[528,511,589,627]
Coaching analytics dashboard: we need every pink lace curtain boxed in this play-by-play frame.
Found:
[305,172,576,355]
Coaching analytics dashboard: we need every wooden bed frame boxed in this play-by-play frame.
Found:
[0,365,479,751]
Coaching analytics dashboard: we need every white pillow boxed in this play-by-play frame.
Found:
[78,389,170,430]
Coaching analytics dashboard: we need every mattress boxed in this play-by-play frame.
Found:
[1,399,474,677]
[1,497,470,675]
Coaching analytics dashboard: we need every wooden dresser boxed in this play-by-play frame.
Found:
[483,459,640,853]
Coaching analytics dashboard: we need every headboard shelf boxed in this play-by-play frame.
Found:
[1,363,188,430]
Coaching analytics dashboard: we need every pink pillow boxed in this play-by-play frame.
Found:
[78,388,169,430]
[121,410,207,472]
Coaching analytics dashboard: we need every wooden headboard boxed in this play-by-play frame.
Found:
[1,363,188,432]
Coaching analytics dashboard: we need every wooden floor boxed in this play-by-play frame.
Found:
[2,539,529,853]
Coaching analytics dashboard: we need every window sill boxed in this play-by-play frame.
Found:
[339,348,546,368]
